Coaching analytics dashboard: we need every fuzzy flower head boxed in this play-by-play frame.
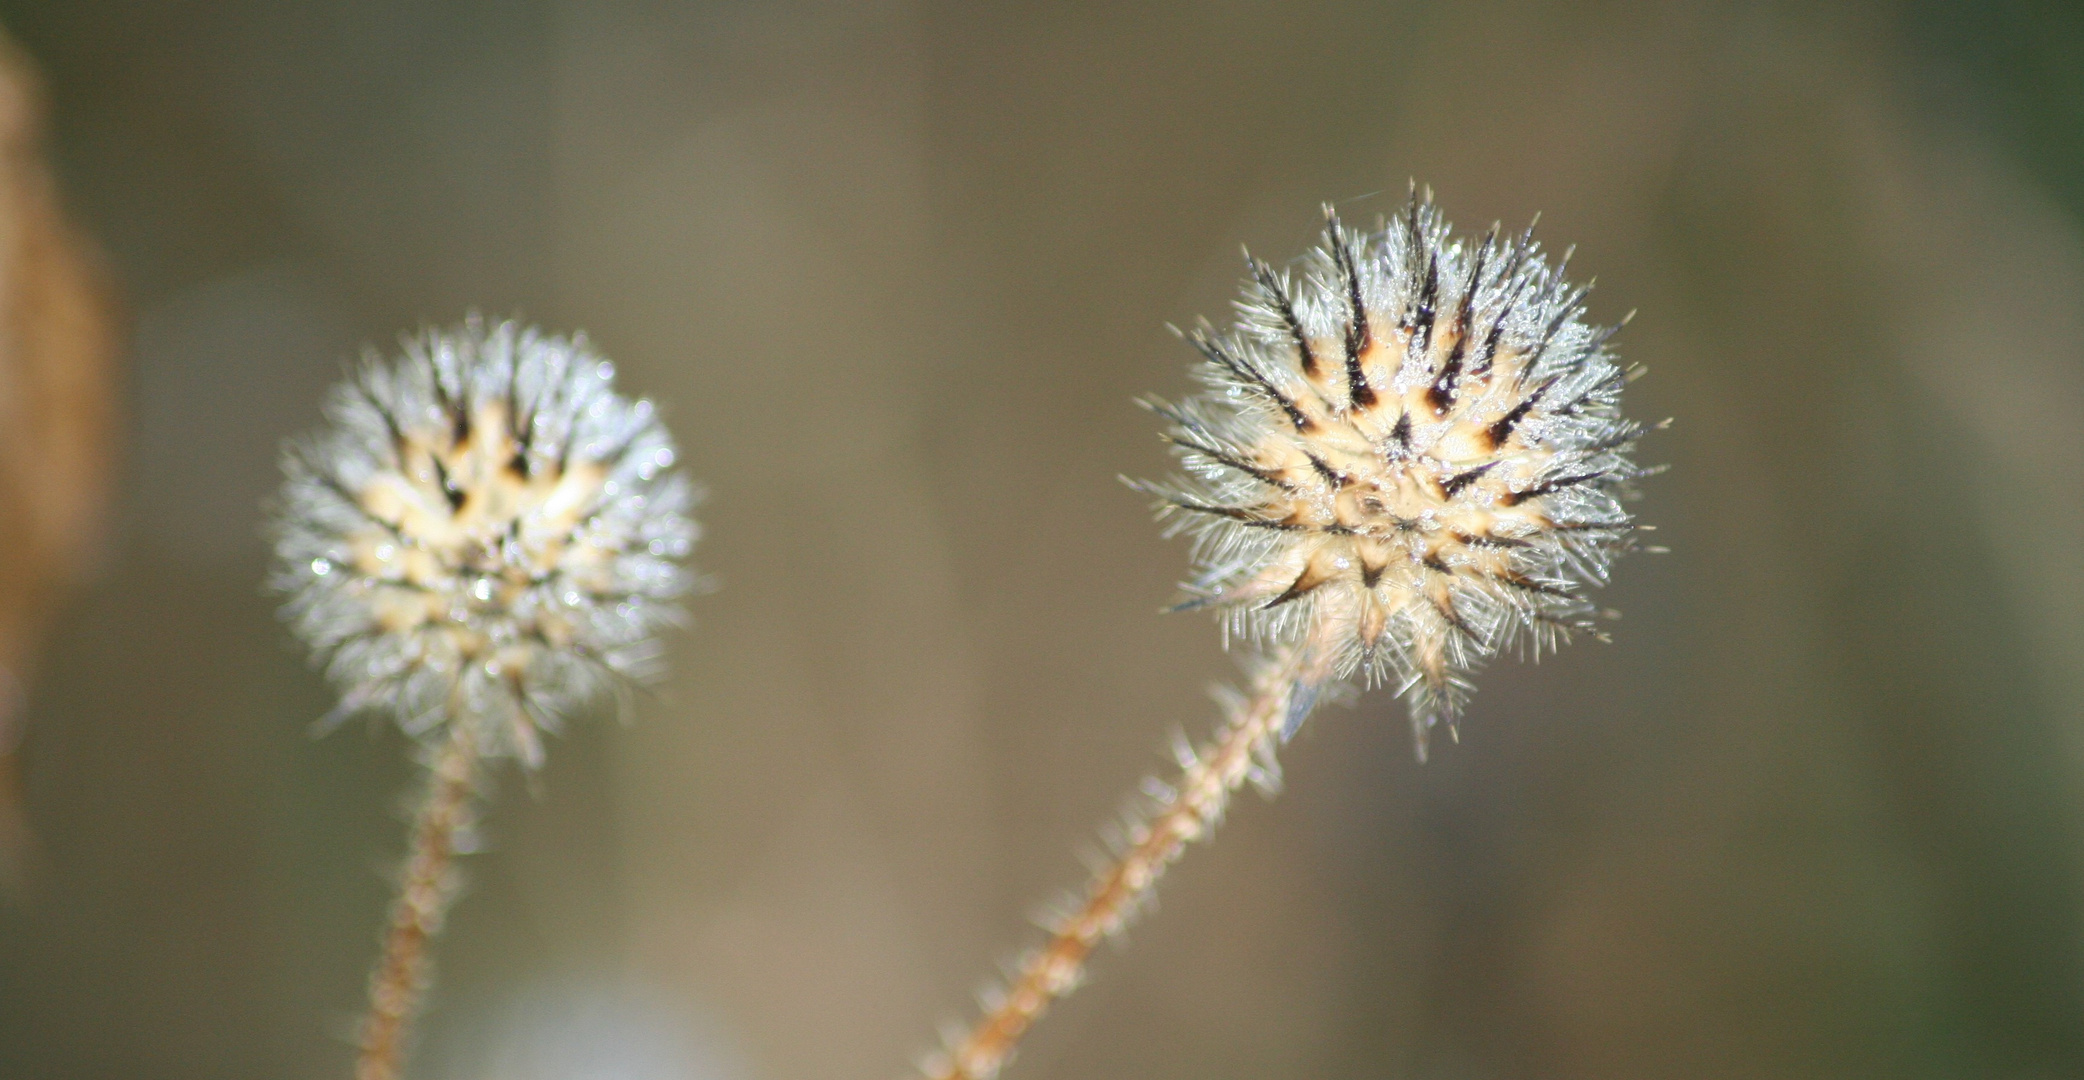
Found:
[1136,191,1653,756]
[273,318,698,766]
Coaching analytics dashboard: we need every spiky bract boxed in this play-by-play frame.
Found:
[1136,192,1650,755]
[273,318,698,765]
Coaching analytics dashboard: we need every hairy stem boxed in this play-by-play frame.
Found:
[356,720,481,1080]
[924,646,1319,1080]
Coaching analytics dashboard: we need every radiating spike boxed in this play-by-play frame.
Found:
[1324,208,1377,410]
[1428,224,1495,415]
[1187,329,1314,432]
[1247,251,1319,377]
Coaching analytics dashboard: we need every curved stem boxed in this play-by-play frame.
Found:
[923,646,1319,1080]
[355,720,481,1080]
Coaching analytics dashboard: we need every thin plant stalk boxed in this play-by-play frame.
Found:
[356,717,482,1080]
[925,644,1324,1080]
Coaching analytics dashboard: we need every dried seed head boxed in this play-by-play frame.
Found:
[272,317,699,766]
[1134,190,1652,756]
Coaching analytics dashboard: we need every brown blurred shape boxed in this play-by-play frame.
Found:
[0,28,117,893]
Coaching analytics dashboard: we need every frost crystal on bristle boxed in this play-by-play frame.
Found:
[271,317,699,765]
[1134,191,1651,756]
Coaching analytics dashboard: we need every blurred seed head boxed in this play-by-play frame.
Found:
[272,317,699,765]
[1134,190,1652,756]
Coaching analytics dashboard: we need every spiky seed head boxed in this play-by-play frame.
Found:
[271,317,699,766]
[1134,190,1652,756]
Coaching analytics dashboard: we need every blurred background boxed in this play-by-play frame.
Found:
[0,2,2081,1078]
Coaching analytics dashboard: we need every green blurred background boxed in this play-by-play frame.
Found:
[2,2,2082,1078]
